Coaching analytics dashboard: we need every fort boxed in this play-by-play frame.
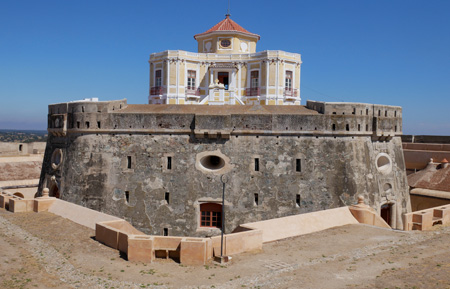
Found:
[39,98,410,236]
[37,15,411,237]
[1,6,450,287]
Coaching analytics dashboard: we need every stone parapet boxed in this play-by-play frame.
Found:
[348,196,391,229]
[47,99,402,138]
[403,204,450,231]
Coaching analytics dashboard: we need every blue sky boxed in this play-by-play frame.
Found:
[0,0,449,135]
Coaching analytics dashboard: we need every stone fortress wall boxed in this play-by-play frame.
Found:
[0,142,45,201]
[46,99,402,138]
[40,99,410,237]
[0,142,46,156]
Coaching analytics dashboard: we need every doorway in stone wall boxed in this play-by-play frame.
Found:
[381,203,392,225]
[50,184,60,198]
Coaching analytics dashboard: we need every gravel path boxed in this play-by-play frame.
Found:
[1,209,449,289]
[0,212,168,289]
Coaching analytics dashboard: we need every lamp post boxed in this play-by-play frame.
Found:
[218,174,229,263]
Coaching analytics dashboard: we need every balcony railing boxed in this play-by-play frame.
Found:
[185,87,200,97]
[246,87,260,97]
[284,88,298,98]
[150,86,165,95]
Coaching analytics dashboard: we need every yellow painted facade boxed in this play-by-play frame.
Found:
[148,16,302,106]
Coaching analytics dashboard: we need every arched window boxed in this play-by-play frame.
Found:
[200,203,222,228]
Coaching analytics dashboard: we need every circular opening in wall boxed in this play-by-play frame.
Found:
[51,149,63,170]
[376,153,392,175]
[200,155,225,171]
[383,183,392,194]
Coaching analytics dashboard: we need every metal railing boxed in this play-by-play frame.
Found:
[284,88,298,98]
[185,87,200,97]
[246,87,260,96]
[150,87,165,95]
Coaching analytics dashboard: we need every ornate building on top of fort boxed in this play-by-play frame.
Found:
[148,15,301,106]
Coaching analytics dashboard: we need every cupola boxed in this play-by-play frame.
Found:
[194,15,260,54]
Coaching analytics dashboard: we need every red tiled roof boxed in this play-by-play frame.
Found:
[194,15,260,39]
[408,163,450,193]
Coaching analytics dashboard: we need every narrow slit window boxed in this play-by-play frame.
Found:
[366,124,369,131]
[77,121,80,128]
[125,191,130,203]
[346,124,350,131]
[366,108,369,115]
[296,194,301,207]
[165,192,170,204]
[394,111,397,117]
[97,121,101,129]
[332,124,336,131]
[127,156,132,169]
[385,111,388,117]
[163,228,168,236]
[167,156,172,170]
[296,159,301,172]
[358,124,361,131]
[85,122,90,129]
[254,193,259,206]
[254,158,260,171]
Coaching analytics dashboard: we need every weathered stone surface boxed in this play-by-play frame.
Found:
[39,99,410,236]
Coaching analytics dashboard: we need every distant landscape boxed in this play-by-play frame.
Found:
[0,130,47,143]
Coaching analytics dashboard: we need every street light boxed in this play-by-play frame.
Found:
[217,174,229,263]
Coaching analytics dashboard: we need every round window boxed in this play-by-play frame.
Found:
[220,39,231,48]
[51,149,63,170]
[200,155,225,170]
[383,183,393,193]
[375,153,392,175]
[195,150,232,175]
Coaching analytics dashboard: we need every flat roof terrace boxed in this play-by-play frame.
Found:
[117,104,319,115]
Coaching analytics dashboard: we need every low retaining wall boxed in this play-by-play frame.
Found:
[348,201,391,229]
[211,229,263,256]
[95,219,261,265]
[48,199,121,230]
[239,207,359,243]
[403,204,450,231]
[0,192,35,212]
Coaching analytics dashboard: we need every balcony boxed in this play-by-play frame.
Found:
[150,86,165,96]
[284,88,298,99]
[186,87,201,98]
[246,87,260,97]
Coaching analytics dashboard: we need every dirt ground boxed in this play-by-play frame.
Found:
[0,208,449,289]
[0,161,42,182]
